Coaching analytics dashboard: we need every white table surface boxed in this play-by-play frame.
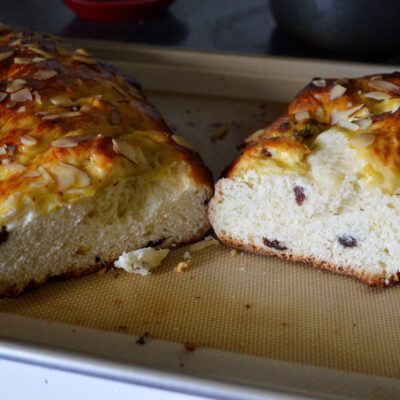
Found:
[0,358,212,400]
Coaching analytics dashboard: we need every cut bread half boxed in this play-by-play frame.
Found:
[209,73,400,287]
[0,28,212,296]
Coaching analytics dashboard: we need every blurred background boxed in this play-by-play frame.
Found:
[0,0,399,65]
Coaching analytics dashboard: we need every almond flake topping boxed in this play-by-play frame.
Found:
[0,145,6,155]
[27,46,52,59]
[16,105,25,113]
[20,135,37,146]
[42,111,82,121]
[171,134,193,149]
[72,54,96,64]
[364,91,391,100]
[330,84,347,100]
[112,139,141,164]
[312,79,326,87]
[331,104,364,125]
[0,92,7,103]
[32,90,42,104]
[5,162,26,173]
[53,162,91,191]
[0,50,13,62]
[6,79,26,93]
[10,87,32,102]
[50,95,73,106]
[14,57,31,64]
[33,69,58,80]
[356,118,372,129]
[294,110,310,122]
[51,138,77,148]
[32,57,45,63]
[368,79,399,93]
[338,120,359,131]
[23,170,40,178]
[348,133,375,148]
[37,166,53,182]
[75,48,90,57]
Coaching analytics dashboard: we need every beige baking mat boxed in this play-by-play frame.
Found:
[1,93,399,381]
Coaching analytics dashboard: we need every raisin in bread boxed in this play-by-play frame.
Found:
[0,27,213,296]
[209,73,400,287]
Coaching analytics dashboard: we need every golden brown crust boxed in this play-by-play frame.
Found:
[227,73,400,193]
[218,235,399,288]
[0,27,213,224]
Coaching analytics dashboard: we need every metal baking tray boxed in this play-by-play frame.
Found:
[0,39,399,400]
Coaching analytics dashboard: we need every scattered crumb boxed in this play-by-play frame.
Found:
[352,322,357,327]
[176,259,192,273]
[239,342,246,347]
[195,295,201,299]
[230,249,238,257]
[210,125,229,143]
[184,342,196,352]
[117,325,128,331]
[239,267,245,272]
[186,121,195,127]
[189,236,219,252]
[114,247,170,276]
[180,363,184,368]
[114,299,123,306]
[282,322,287,327]
[183,251,192,260]
[96,267,107,275]
[245,304,251,309]
[136,332,150,345]
[185,109,191,114]
[44,379,48,384]
[173,327,180,332]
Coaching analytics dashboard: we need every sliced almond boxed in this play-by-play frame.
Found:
[5,162,26,174]
[20,135,38,146]
[0,92,7,103]
[49,95,74,107]
[14,57,31,64]
[75,48,90,57]
[32,90,42,104]
[32,56,45,63]
[368,79,399,93]
[0,50,13,62]
[294,110,310,122]
[10,87,32,102]
[312,78,326,87]
[171,134,193,149]
[112,139,141,164]
[33,69,58,80]
[355,118,372,129]
[6,79,26,93]
[112,83,130,99]
[27,46,52,59]
[23,170,40,178]
[329,84,347,100]
[38,166,53,182]
[245,129,265,143]
[51,138,77,148]
[72,54,96,64]
[0,145,6,155]
[42,111,81,121]
[331,104,364,125]
[16,105,25,113]
[53,162,91,191]
[338,120,359,131]
[364,91,391,100]
[348,133,375,148]
[315,107,324,119]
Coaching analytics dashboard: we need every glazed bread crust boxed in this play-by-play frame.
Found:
[210,73,400,287]
[0,27,213,296]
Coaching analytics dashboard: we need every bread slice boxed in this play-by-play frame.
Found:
[209,74,400,287]
[0,27,212,296]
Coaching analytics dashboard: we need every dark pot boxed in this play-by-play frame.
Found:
[270,0,400,53]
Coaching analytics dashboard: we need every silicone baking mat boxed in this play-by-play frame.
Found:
[1,90,399,382]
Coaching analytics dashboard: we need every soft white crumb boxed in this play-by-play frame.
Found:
[114,247,170,276]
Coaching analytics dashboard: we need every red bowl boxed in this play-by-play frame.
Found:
[63,0,175,22]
